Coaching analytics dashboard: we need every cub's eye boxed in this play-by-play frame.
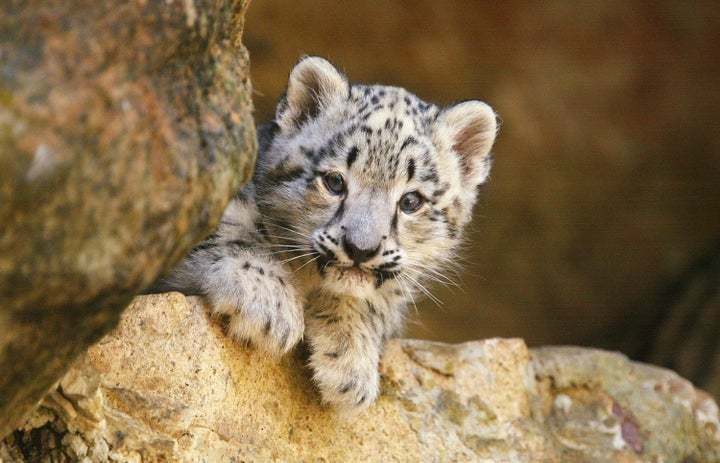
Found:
[399,191,425,214]
[322,172,346,195]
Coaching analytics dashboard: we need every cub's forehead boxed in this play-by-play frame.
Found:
[301,85,449,187]
[347,84,439,126]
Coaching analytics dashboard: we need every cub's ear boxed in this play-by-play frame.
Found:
[436,100,498,187]
[275,56,350,134]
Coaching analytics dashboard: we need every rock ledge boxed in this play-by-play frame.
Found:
[2,293,718,462]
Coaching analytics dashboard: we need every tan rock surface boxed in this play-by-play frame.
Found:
[3,293,718,462]
[0,0,254,436]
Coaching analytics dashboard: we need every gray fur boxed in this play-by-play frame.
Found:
[157,56,498,414]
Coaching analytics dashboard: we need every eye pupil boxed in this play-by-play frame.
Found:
[323,172,345,195]
[399,192,424,213]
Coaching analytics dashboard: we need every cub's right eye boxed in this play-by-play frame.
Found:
[322,172,346,195]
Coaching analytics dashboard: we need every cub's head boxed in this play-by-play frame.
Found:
[255,57,497,299]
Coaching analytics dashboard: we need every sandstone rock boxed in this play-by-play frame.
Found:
[3,293,718,462]
[0,0,254,437]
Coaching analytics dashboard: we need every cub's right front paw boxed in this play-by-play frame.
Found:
[203,256,304,355]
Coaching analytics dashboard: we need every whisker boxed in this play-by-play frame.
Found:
[279,252,318,266]
[402,272,443,307]
[260,234,309,244]
[403,266,459,294]
[254,249,312,260]
[261,244,313,250]
[295,254,321,272]
[261,220,311,240]
[396,275,419,315]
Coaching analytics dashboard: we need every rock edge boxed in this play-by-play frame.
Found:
[2,293,718,462]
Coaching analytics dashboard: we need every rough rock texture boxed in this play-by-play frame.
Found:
[3,294,718,462]
[0,0,254,437]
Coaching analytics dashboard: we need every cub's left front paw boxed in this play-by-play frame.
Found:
[304,293,384,415]
[309,350,381,416]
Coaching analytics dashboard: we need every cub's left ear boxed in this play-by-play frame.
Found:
[436,100,498,187]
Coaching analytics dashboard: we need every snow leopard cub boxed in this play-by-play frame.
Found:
[157,56,498,414]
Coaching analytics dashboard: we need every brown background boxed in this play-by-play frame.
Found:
[243,1,720,353]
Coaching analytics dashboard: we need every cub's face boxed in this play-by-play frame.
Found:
[254,57,497,299]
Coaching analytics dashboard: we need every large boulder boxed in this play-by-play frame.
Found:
[2,293,717,462]
[0,0,255,437]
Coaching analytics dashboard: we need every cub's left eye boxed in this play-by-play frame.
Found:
[399,191,425,214]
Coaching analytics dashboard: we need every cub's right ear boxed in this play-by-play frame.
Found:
[275,56,350,135]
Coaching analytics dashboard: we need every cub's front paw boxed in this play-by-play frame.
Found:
[310,352,381,416]
[203,256,304,355]
[304,293,384,415]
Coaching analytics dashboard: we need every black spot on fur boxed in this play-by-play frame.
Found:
[340,382,354,394]
[375,269,399,288]
[301,146,315,159]
[332,198,346,222]
[407,158,415,181]
[378,262,400,271]
[420,167,438,183]
[399,136,417,152]
[347,146,359,168]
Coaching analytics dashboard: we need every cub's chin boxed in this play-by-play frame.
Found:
[319,264,373,294]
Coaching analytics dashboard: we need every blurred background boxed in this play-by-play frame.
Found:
[244,2,720,395]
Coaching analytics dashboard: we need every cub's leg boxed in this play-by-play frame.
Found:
[201,251,304,354]
[153,197,304,355]
[304,291,402,414]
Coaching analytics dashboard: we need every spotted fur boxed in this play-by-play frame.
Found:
[155,57,498,414]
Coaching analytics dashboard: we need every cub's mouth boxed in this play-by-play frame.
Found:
[315,255,400,289]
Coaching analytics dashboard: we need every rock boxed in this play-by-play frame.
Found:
[3,293,718,462]
[0,0,255,437]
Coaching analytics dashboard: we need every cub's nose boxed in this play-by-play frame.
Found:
[342,237,379,265]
